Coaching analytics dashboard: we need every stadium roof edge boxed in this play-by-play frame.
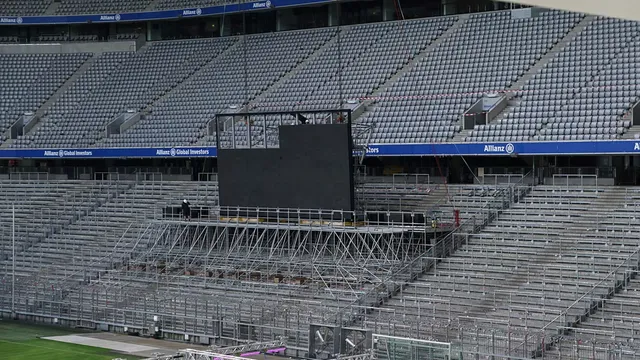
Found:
[499,0,640,22]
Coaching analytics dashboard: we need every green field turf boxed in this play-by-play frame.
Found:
[0,320,141,360]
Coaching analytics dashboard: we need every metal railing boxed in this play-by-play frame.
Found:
[483,167,531,175]
[373,333,451,360]
[135,172,163,182]
[511,246,640,357]
[479,173,525,185]
[336,184,520,329]
[5,179,640,358]
[391,173,430,188]
[198,172,218,182]
[0,179,127,259]
[547,166,615,178]
[552,173,599,189]
[8,172,49,181]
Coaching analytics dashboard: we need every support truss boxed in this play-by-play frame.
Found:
[208,338,286,354]
[337,351,375,360]
[62,219,433,352]
[127,219,433,296]
[3,218,434,357]
[158,348,373,360]
[180,349,254,360]
[352,123,375,165]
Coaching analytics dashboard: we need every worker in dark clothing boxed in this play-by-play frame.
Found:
[182,199,191,221]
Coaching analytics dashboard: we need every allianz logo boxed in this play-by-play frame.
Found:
[44,150,93,157]
[183,8,202,16]
[253,0,272,8]
[99,14,121,21]
[156,149,176,156]
[156,148,210,156]
[484,143,515,154]
[0,17,20,23]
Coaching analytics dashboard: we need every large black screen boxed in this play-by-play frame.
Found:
[218,124,354,211]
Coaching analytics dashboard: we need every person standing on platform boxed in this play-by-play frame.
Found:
[182,199,191,221]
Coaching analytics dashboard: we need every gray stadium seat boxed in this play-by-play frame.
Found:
[466,16,638,142]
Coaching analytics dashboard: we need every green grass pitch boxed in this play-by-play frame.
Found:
[0,320,141,360]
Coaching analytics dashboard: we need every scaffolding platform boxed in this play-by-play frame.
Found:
[156,218,449,235]
[145,216,439,268]
[162,205,455,235]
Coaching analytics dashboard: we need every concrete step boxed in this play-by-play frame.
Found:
[534,15,636,139]
[450,130,468,143]
[623,120,640,139]
[507,15,596,94]
[144,0,163,11]
[104,39,239,146]
[488,98,522,125]
[365,14,471,104]
[3,55,99,149]
[36,55,97,120]
[456,15,597,143]
[44,1,60,15]
[246,32,339,111]
[357,14,471,125]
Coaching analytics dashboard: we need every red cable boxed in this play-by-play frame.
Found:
[392,0,402,20]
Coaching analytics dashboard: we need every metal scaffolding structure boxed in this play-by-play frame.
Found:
[141,338,375,360]
[213,109,353,150]
[0,206,442,358]
[10,177,612,359]
[180,350,265,360]
[208,338,286,354]
[178,348,373,360]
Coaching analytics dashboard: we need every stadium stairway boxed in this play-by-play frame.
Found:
[0,52,92,146]
[625,127,640,140]
[549,277,640,359]
[139,39,241,119]
[0,180,132,260]
[451,14,596,142]
[43,0,60,15]
[2,181,216,292]
[4,55,101,149]
[507,15,596,94]
[344,184,530,331]
[62,38,234,148]
[246,31,339,113]
[541,186,640,359]
[357,14,470,124]
[34,55,98,120]
[358,185,640,358]
[144,0,163,11]
[528,18,640,140]
[623,107,640,139]
[0,181,134,279]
